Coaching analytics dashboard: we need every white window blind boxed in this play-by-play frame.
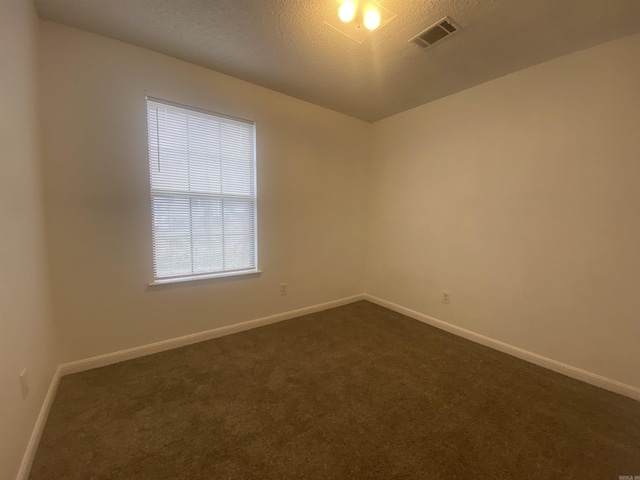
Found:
[146,98,257,282]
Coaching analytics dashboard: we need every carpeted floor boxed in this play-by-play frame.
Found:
[30,301,640,479]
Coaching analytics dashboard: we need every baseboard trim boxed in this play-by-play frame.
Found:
[59,294,365,376]
[364,295,640,401]
[16,366,62,480]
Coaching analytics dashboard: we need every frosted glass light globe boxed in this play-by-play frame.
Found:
[338,1,357,23]
[363,8,381,30]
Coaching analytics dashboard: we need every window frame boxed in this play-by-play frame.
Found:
[145,96,259,285]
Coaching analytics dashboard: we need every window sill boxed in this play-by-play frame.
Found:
[148,269,261,286]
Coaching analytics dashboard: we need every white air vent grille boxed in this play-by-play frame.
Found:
[410,17,460,49]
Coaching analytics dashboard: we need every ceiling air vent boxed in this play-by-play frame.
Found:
[410,17,460,49]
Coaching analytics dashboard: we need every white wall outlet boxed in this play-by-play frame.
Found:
[280,283,288,296]
[442,291,451,305]
[19,369,29,400]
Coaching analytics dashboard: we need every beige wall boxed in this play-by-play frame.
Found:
[0,1,58,478]
[39,21,370,363]
[366,33,640,389]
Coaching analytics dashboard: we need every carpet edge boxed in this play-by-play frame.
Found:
[16,366,61,480]
[364,294,640,401]
[58,294,366,376]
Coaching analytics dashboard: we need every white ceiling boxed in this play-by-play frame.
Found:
[34,0,640,122]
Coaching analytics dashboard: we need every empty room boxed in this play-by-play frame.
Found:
[2,0,640,478]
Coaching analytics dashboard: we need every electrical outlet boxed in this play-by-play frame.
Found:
[442,291,451,305]
[280,283,288,296]
[19,369,29,400]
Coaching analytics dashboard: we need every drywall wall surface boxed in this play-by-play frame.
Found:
[0,2,58,478]
[39,21,369,363]
[366,32,640,389]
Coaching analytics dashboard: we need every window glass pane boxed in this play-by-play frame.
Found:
[224,235,254,270]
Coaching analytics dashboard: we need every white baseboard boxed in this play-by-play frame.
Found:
[16,366,62,480]
[59,294,365,376]
[364,294,640,401]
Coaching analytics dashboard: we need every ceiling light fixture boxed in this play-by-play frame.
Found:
[338,1,357,23]
[325,1,396,43]
[363,7,381,31]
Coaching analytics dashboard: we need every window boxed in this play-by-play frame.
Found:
[146,98,257,283]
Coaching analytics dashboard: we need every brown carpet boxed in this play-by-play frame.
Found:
[30,301,640,479]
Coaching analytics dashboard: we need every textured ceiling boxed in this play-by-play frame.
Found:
[34,0,640,122]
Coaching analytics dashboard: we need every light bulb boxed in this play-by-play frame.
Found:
[363,7,381,30]
[338,1,357,23]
